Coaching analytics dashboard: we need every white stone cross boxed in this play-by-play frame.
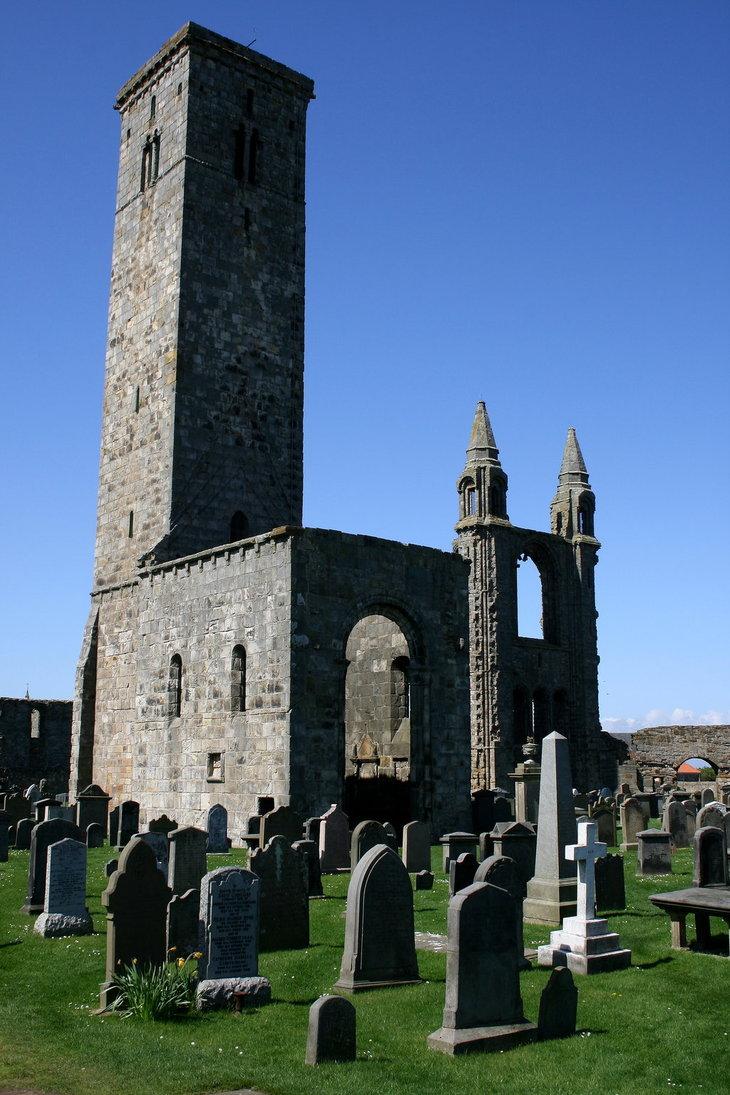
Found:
[566,821,607,922]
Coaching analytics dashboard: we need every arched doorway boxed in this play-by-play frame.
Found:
[343,611,418,830]
[676,757,717,784]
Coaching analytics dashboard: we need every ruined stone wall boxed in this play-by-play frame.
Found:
[630,725,730,780]
[0,698,73,791]
[344,613,410,765]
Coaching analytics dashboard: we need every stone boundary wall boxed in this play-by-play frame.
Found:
[629,724,730,780]
[0,697,72,791]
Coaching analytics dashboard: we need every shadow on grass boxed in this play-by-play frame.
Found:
[632,956,673,970]
[0,939,23,948]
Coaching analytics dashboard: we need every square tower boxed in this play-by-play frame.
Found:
[94,24,314,588]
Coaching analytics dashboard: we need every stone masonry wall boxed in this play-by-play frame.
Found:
[630,724,730,780]
[0,698,73,791]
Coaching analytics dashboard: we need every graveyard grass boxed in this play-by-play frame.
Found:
[0,840,726,1095]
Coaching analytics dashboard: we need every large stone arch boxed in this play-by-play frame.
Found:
[630,725,730,781]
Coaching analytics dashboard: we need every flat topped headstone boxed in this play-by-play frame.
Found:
[292,838,324,898]
[595,852,626,910]
[168,826,207,895]
[34,837,93,938]
[305,995,356,1065]
[319,804,350,873]
[250,834,309,950]
[336,843,420,992]
[259,805,303,849]
[351,819,396,870]
[440,832,478,873]
[538,968,578,1040]
[23,817,83,914]
[206,804,229,853]
[428,881,536,1055]
[402,820,431,873]
[76,785,110,839]
[636,831,672,877]
[523,732,577,926]
[491,822,537,889]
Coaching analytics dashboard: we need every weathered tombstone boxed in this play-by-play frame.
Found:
[479,831,494,862]
[148,813,177,837]
[595,853,626,911]
[168,826,207,896]
[591,806,616,847]
[693,826,728,888]
[701,787,715,807]
[427,882,536,1054]
[75,784,110,838]
[476,853,529,969]
[538,968,578,1040]
[135,831,169,877]
[293,838,324,897]
[34,797,56,821]
[636,830,672,876]
[683,798,698,819]
[684,802,697,839]
[523,732,577,925]
[440,831,478,873]
[99,837,172,1009]
[663,800,691,849]
[402,819,431,873]
[259,805,304,849]
[14,817,34,850]
[250,834,309,950]
[305,995,356,1065]
[23,817,82,914]
[449,851,478,896]
[242,814,261,850]
[105,858,118,877]
[493,796,513,823]
[4,792,31,825]
[34,838,93,937]
[619,798,644,851]
[86,822,104,849]
[197,866,269,1010]
[491,821,537,890]
[109,800,140,849]
[350,819,396,870]
[538,821,631,974]
[415,870,434,890]
[696,802,726,832]
[319,804,350,873]
[383,821,398,845]
[304,816,322,845]
[166,887,199,958]
[336,844,420,992]
[206,804,229,853]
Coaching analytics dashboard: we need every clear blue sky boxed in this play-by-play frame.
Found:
[1,2,728,732]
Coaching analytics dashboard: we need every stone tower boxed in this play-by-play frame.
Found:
[93,23,314,588]
[455,406,605,790]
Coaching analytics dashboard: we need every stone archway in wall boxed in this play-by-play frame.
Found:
[342,605,425,832]
[629,724,730,783]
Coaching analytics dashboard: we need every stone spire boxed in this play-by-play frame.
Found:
[466,401,501,468]
[558,427,589,485]
[456,402,509,524]
[551,427,595,539]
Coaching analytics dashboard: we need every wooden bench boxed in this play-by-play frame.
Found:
[650,887,730,954]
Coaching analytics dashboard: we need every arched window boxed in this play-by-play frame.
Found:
[30,708,41,740]
[516,554,544,638]
[489,483,505,518]
[578,504,593,536]
[230,511,249,541]
[168,654,182,718]
[513,686,531,756]
[150,94,156,120]
[556,512,563,536]
[391,656,410,722]
[231,645,246,713]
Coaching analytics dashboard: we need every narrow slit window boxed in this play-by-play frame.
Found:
[134,386,140,413]
[231,645,246,713]
[128,510,134,537]
[248,129,259,184]
[168,654,182,718]
[150,95,156,120]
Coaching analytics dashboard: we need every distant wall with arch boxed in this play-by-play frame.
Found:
[630,724,730,781]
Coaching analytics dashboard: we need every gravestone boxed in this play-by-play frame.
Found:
[696,802,726,832]
[663,801,690,849]
[75,784,110,838]
[135,831,169,877]
[34,797,56,821]
[415,870,434,890]
[538,821,631,974]
[476,854,529,970]
[4,792,31,825]
[523,732,577,925]
[701,787,716,807]
[693,826,728,888]
[109,800,139,849]
[351,820,396,870]
[250,834,309,950]
[491,822,537,889]
[336,844,420,992]
[636,831,672,876]
[242,814,261,849]
[440,832,478,873]
[23,818,82,914]
[99,837,172,1009]
[259,805,303,849]
[304,816,322,845]
[449,852,478,896]
[0,823,8,862]
[318,804,350,873]
[14,817,34,850]
[293,838,324,898]
[591,806,616,847]
[493,796,513,823]
[168,826,207,896]
[479,831,494,862]
[206,804,229,853]
[167,888,199,958]
[682,798,698,817]
[86,822,104,849]
[148,813,177,837]
[427,881,536,1054]
[34,838,93,937]
[683,802,697,839]
[305,995,357,1065]
[538,968,577,1040]
[595,853,626,911]
[197,866,268,1010]
[619,798,644,851]
[383,821,398,846]
[402,820,431,873]
[105,858,118,877]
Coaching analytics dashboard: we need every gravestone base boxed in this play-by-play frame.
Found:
[335,973,422,994]
[537,916,632,974]
[523,877,577,926]
[196,976,271,1011]
[428,1020,537,1055]
[34,910,93,938]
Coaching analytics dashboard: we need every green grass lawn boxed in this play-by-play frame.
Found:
[0,839,727,1095]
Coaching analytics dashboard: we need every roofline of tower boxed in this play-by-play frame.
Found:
[115,22,315,112]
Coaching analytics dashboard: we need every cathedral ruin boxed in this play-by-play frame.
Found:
[71,23,617,837]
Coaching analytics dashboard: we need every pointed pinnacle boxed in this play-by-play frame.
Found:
[466,401,500,465]
[558,427,589,483]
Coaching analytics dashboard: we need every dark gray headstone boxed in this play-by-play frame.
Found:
[23,818,82,914]
[196,866,264,1009]
[4,793,31,824]
[167,887,199,958]
[636,831,672,876]
[383,821,397,845]
[693,826,728,888]
[75,784,110,838]
[350,820,396,870]
[336,844,420,992]
[402,820,431,873]
[491,821,537,889]
[449,851,478,896]
[663,800,691,848]
[305,995,356,1065]
[105,858,118,877]
[427,881,536,1054]
[538,968,577,1040]
[479,831,493,862]
[619,798,644,851]
[135,831,169,877]
[292,839,323,897]
[591,806,616,846]
[250,834,309,950]
[475,854,528,969]
[319,804,350,873]
[109,800,139,849]
[415,870,434,890]
[34,837,92,938]
[206,804,229,853]
[148,813,177,837]
[14,818,34,850]
[493,796,513,823]
[439,832,478,873]
[304,816,322,845]
[86,822,104,849]
[168,826,207,896]
[0,823,8,862]
[259,805,303,849]
[595,852,626,911]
